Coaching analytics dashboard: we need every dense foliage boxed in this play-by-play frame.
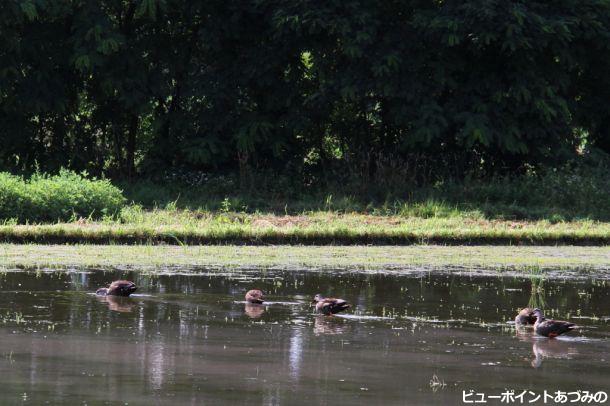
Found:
[0,170,125,222]
[1,0,609,189]
[121,159,610,221]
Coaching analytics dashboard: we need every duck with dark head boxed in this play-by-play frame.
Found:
[245,289,264,304]
[96,280,137,297]
[532,308,576,338]
[312,294,350,315]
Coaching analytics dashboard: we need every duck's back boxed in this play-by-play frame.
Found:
[535,319,575,337]
[107,280,137,296]
[316,298,350,315]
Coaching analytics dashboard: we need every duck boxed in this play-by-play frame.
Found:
[96,280,137,297]
[245,289,264,304]
[312,294,350,315]
[515,307,536,325]
[533,308,576,338]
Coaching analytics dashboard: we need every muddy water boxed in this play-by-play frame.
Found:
[0,269,608,405]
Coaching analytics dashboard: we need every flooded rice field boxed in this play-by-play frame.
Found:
[0,268,609,405]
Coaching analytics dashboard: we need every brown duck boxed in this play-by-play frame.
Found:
[515,307,536,325]
[245,289,264,304]
[96,280,137,297]
[533,308,576,338]
[312,294,350,315]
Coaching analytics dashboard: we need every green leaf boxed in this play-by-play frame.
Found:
[20,1,37,21]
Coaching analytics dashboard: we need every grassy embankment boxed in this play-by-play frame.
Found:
[1,207,610,245]
[0,167,609,245]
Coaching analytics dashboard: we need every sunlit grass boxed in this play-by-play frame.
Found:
[0,207,608,244]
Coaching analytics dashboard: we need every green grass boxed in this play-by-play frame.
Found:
[0,207,608,245]
[0,244,608,272]
[0,163,609,244]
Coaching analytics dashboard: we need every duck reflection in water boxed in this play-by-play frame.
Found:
[96,295,136,313]
[313,315,348,336]
[531,339,578,368]
[516,329,578,368]
[244,303,265,319]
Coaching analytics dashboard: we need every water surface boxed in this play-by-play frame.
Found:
[0,268,608,404]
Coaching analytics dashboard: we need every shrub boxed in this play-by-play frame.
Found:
[0,170,126,223]
[452,163,610,220]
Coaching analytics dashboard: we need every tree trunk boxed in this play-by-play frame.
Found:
[238,150,250,192]
[126,114,139,179]
[51,115,66,169]
[112,121,124,176]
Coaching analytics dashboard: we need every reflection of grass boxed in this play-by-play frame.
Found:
[1,311,24,324]
[0,244,608,274]
[5,351,14,364]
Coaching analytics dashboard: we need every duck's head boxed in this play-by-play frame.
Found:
[312,294,324,304]
[532,308,544,320]
[245,289,264,303]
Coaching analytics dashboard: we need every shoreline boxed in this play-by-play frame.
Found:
[1,244,608,273]
[1,215,609,246]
